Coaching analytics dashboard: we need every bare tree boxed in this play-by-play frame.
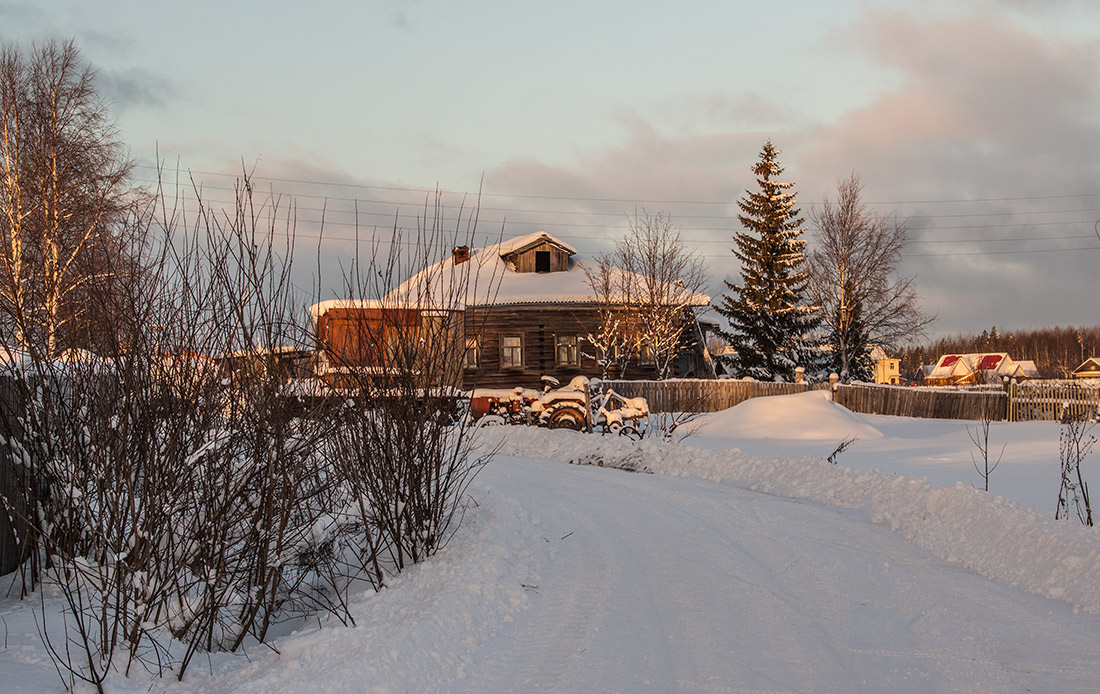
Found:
[807,174,932,381]
[968,415,1005,491]
[580,253,634,380]
[614,210,709,380]
[1056,408,1096,526]
[0,39,141,357]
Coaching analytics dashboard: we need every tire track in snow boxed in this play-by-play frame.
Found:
[453,466,614,692]
[451,450,1100,693]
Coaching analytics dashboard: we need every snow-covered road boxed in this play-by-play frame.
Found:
[463,456,1100,693]
[8,406,1100,693]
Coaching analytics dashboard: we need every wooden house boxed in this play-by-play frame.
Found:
[924,352,1039,386]
[1072,357,1100,380]
[310,303,464,389]
[310,231,712,390]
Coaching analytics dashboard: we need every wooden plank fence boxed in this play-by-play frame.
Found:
[604,379,814,413]
[833,383,1007,421]
[603,378,1100,423]
[0,377,30,577]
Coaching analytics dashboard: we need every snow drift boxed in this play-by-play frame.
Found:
[692,389,884,441]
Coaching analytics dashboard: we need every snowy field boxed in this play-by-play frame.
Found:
[3,391,1100,692]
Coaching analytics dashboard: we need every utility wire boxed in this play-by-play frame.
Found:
[133,165,1100,207]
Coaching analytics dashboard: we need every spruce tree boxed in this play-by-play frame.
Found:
[714,140,819,381]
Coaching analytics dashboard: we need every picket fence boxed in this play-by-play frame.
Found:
[604,378,1100,423]
[1006,381,1100,422]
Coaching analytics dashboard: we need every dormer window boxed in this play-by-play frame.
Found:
[535,250,550,273]
[498,232,577,273]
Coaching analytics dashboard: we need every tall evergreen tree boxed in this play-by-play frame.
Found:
[714,141,819,381]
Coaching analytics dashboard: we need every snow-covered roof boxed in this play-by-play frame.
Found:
[308,298,386,323]
[314,231,710,313]
[1014,360,1041,378]
[869,345,891,361]
[927,353,1030,382]
[1073,357,1100,376]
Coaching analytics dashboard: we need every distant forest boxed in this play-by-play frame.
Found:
[898,326,1100,380]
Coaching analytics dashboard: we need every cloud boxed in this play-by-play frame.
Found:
[794,9,1100,333]
[96,66,172,110]
[801,9,1100,192]
[0,2,54,34]
[468,7,1100,337]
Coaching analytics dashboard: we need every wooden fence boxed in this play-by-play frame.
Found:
[604,378,1100,423]
[1007,382,1100,422]
[604,379,815,413]
[833,383,1006,421]
[0,377,30,577]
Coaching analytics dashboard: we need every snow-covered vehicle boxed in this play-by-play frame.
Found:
[590,388,649,438]
[469,375,648,435]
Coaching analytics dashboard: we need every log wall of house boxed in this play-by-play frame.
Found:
[462,305,662,389]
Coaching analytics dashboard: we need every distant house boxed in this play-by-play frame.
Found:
[924,353,1039,386]
[911,364,935,385]
[311,231,712,389]
[1072,357,1100,380]
[868,347,901,385]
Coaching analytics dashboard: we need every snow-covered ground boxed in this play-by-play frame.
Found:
[3,391,1100,692]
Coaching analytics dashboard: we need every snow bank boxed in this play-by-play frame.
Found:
[692,390,884,441]
[84,486,550,694]
[485,427,1100,617]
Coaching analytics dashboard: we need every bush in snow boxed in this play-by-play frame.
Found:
[320,191,498,580]
[1055,410,1096,526]
[0,176,498,691]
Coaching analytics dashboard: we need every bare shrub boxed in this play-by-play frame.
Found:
[320,191,499,576]
[968,416,1004,492]
[0,171,503,690]
[0,172,352,688]
[826,436,858,465]
[1056,411,1096,526]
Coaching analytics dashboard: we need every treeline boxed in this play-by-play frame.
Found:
[899,325,1100,379]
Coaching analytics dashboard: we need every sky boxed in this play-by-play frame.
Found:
[4,0,1100,340]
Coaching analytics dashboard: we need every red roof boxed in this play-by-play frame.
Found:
[940,355,960,367]
[977,354,1003,371]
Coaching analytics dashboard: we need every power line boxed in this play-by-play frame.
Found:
[143,186,1100,241]
[133,165,1100,208]
[146,189,1100,256]
[904,245,1100,258]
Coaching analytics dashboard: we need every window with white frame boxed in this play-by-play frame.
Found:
[501,335,523,368]
[556,335,579,366]
[464,338,480,369]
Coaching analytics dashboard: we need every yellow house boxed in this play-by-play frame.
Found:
[870,346,901,384]
[873,358,901,384]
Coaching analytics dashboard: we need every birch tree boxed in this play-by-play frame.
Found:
[807,174,932,380]
[615,210,709,380]
[581,253,634,380]
[0,39,140,356]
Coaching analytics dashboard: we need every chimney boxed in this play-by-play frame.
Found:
[452,245,470,265]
